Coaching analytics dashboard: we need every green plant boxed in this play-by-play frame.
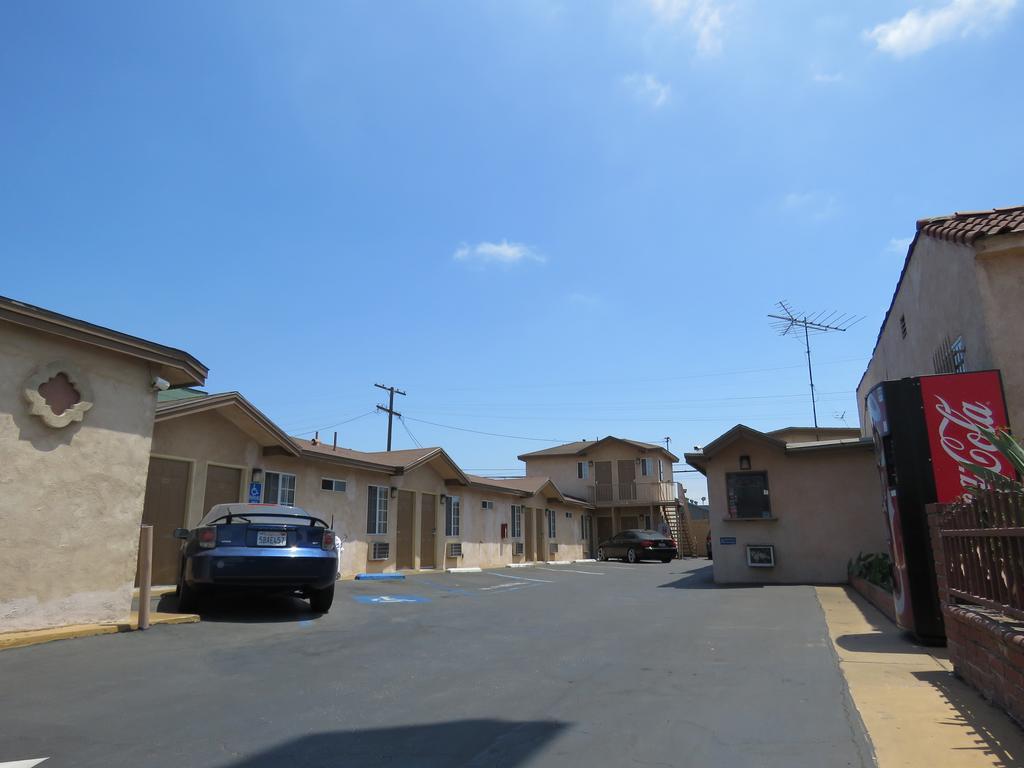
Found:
[960,426,1024,494]
[848,551,893,593]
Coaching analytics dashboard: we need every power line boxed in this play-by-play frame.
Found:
[290,410,377,437]
[403,416,571,443]
[398,415,423,448]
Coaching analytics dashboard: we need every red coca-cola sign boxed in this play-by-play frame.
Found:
[920,371,1013,503]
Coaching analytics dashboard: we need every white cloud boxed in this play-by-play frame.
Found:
[781,191,839,221]
[886,236,914,253]
[452,240,544,265]
[622,73,672,108]
[865,0,1017,58]
[812,71,844,84]
[645,0,726,56]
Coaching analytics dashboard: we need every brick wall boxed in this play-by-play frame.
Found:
[928,506,1024,729]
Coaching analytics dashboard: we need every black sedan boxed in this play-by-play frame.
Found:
[174,503,338,613]
[597,529,677,563]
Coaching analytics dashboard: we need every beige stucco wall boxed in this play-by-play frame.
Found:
[857,235,996,433]
[706,437,887,584]
[0,324,158,631]
[975,241,1024,432]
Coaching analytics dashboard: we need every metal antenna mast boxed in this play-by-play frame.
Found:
[768,301,863,440]
[375,383,407,451]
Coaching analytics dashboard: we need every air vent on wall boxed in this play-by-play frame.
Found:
[447,542,463,558]
[371,542,390,561]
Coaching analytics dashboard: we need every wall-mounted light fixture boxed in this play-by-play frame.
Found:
[390,486,398,499]
[739,455,751,471]
[251,468,263,483]
[440,493,448,502]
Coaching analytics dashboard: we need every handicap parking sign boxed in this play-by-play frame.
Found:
[248,482,262,503]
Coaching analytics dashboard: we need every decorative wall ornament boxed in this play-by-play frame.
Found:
[23,361,94,428]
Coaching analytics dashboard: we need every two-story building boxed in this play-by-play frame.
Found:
[857,205,1024,433]
[518,437,685,554]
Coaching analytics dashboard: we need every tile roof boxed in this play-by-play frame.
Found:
[466,475,550,495]
[917,205,1024,245]
[295,440,439,470]
[518,436,677,462]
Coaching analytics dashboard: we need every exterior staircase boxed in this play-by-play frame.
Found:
[663,503,696,557]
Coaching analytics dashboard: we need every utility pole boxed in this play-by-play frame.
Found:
[374,383,406,451]
[663,436,671,451]
[768,301,862,441]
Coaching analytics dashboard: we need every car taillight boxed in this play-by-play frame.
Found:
[669,539,676,548]
[322,531,336,551]
[197,527,216,549]
[639,540,654,548]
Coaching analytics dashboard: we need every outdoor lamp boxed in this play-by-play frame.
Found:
[390,486,398,498]
[739,455,751,471]
[251,468,263,483]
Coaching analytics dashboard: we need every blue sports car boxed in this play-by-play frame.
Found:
[174,503,338,613]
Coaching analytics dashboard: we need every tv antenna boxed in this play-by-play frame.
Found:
[768,301,863,440]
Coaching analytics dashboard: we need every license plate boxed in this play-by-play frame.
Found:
[257,531,288,547]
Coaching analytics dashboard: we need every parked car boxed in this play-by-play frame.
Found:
[174,503,338,613]
[597,529,677,563]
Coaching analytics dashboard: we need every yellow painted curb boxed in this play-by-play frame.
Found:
[1,611,200,651]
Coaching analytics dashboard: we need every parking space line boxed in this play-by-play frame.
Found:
[479,583,521,591]
[489,572,553,583]
[535,567,605,575]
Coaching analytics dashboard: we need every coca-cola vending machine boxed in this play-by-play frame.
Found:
[866,370,1012,644]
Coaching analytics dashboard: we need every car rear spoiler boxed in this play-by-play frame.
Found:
[207,512,331,528]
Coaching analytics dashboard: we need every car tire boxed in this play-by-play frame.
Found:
[660,557,672,564]
[310,584,335,613]
[597,547,606,562]
[626,548,638,564]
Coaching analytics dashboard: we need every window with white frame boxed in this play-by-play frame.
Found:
[546,508,556,538]
[321,477,347,492]
[481,500,494,510]
[511,505,523,538]
[640,458,654,477]
[445,495,461,536]
[577,461,589,480]
[263,471,296,506]
[658,459,664,482]
[366,485,389,534]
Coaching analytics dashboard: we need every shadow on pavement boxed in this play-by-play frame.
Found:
[216,718,568,768]
[835,586,947,656]
[913,669,1023,768]
[657,563,719,589]
[158,591,326,624]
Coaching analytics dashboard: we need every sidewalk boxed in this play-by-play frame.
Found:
[817,586,1024,768]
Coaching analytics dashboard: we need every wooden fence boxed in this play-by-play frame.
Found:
[936,490,1024,622]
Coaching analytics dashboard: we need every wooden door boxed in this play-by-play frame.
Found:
[419,493,436,569]
[140,457,190,586]
[620,515,639,531]
[397,490,415,570]
[203,465,242,517]
[597,516,613,544]
[525,507,536,561]
[536,508,546,562]
[617,460,636,501]
[594,461,613,502]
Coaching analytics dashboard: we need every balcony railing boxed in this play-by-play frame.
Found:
[586,482,678,505]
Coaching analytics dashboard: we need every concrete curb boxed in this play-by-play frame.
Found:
[574,559,597,563]
[446,567,482,573]
[355,573,405,581]
[547,560,573,565]
[0,611,200,651]
[506,563,534,568]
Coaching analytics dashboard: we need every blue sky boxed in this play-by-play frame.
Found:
[3,0,1022,500]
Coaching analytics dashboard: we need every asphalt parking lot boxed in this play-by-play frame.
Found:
[0,559,873,768]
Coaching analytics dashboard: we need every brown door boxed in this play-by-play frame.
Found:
[596,516,613,546]
[617,460,636,501]
[397,490,415,570]
[140,457,190,586]
[595,461,613,502]
[536,508,546,562]
[525,507,536,560]
[620,515,639,531]
[203,465,242,517]
[420,493,436,569]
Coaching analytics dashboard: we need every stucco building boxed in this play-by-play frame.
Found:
[0,296,207,631]
[684,426,888,584]
[857,205,1024,433]
[518,437,689,553]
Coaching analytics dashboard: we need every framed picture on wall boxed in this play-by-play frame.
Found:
[746,544,775,568]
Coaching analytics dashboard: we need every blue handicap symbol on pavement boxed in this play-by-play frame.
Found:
[354,595,431,605]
